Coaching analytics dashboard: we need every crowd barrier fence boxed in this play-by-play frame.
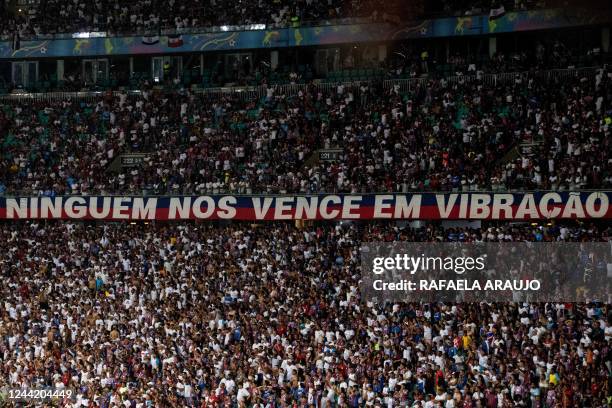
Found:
[0,67,602,103]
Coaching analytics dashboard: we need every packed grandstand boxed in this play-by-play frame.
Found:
[0,221,610,407]
[0,0,550,39]
[1,67,611,196]
[0,0,611,407]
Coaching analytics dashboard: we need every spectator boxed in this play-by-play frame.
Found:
[1,66,610,195]
[0,221,609,406]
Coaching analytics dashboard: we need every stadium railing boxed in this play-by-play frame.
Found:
[381,66,599,93]
[0,67,602,103]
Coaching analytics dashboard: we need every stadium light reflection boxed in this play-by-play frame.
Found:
[72,32,107,38]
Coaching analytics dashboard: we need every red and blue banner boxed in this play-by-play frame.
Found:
[0,192,609,221]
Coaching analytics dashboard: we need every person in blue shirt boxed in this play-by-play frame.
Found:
[95,276,104,291]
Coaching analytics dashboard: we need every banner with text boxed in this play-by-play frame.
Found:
[0,192,609,221]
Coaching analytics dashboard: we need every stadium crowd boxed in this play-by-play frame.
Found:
[0,220,610,407]
[0,0,381,40]
[0,66,611,196]
[1,2,611,408]
[388,39,604,78]
[0,0,557,39]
